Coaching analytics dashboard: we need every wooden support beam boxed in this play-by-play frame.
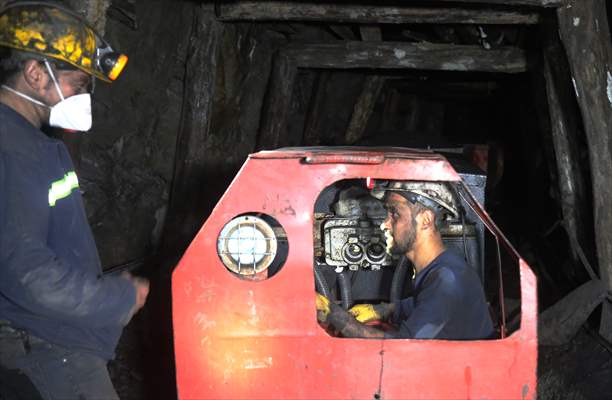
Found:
[344,27,385,144]
[286,42,527,73]
[257,52,298,149]
[391,79,499,96]
[439,0,560,6]
[541,20,588,264]
[345,75,385,144]
[260,40,525,150]
[217,2,541,25]
[557,0,612,342]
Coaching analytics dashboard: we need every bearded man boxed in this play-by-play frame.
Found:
[317,181,494,340]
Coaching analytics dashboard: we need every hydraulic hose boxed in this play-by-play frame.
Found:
[390,256,410,304]
[337,270,353,310]
[461,211,472,268]
[314,263,333,300]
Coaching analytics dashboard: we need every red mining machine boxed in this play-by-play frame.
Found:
[172,147,537,400]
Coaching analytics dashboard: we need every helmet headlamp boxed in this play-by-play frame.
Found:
[98,47,128,81]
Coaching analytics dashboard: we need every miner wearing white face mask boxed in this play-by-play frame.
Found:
[0,2,146,399]
[317,181,494,341]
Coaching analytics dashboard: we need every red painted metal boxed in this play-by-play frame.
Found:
[172,147,537,400]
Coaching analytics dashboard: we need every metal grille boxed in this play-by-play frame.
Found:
[217,216,277,275]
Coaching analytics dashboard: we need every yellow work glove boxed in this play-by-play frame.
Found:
[349,304,382,324]
[316,293,331,322]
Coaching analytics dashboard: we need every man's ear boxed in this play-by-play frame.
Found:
[22,60,47,92]
[418,209,436,230]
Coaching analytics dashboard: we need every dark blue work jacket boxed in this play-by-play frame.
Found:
[0,103,135,360]
[389,250,494,340]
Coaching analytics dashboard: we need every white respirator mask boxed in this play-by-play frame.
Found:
[48,92,92,132]
[1,60,92,132]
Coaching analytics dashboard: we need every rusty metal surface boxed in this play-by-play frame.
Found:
[172,148,537,399]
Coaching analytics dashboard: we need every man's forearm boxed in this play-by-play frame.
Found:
[339,319,385,338]
[327,304,385,339]
[375,302,395,322]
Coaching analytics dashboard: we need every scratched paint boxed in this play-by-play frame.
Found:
[573,17,580,27]
[280,204,296,216]
[247,290,260,326]
[262,194,296,217]
[521,384,529,399]
[183,280,192,297]
[243,357,273,370]
[330,165,347,176]
[606,71,612,107]
[194,312,217,330]
[195,288,216,303]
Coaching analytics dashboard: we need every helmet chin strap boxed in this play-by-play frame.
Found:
[0,59,65,109]
[1,59,93,131]
[43,59,65,101]
[1,84,49,109]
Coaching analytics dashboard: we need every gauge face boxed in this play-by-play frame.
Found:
[217,215,278,276]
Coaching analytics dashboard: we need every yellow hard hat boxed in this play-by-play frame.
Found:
[0,2,127,82]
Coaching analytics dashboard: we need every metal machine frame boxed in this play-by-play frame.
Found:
[172,147,537,400]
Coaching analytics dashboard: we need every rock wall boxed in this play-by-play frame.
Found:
[65,0,111,34]
[80,3,289,267]
[75,1,193,267]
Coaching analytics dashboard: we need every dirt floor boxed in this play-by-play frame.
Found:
[538,329,612,400]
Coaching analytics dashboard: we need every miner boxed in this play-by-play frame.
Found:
[317,181,494,340]
[0,2,147,399]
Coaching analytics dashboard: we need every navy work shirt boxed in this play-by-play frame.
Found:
[388,250,494,340]
[0,103,135,359]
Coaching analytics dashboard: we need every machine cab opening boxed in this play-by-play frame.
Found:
[311,173,521,340]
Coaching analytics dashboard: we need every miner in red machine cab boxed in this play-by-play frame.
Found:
[0,2,144,399]
[317,181,494,340]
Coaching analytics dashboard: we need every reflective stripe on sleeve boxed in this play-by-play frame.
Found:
[48,171,79,207]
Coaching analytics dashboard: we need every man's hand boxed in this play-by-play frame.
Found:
[316,293,331,323]
[314,294,387,338]
[349,303,394,323]
[349,304,381,323]
[132,276,150,311]
[122,272,150,315]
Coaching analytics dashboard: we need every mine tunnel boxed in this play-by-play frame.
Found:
[2,0,612,399]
